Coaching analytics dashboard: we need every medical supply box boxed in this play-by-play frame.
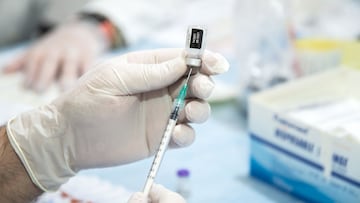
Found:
[249,67,360,203]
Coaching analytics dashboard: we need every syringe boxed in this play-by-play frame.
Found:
[143,68,192,196]
[142,26,206,197]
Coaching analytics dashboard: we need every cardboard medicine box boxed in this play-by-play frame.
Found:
[249,68,360,203]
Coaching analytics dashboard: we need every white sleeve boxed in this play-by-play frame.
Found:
[81,0,173,46]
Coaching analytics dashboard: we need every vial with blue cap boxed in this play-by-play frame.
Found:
[176,168,191,200]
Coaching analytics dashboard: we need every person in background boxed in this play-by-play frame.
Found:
[2,0,234,93]
[0,48,229,203]
[1,0,125,92]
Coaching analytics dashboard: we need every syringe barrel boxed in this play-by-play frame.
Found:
[171,83,188,113]
[143,118,177,196]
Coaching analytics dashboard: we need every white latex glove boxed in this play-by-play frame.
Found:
[128,184,185,203]
[3,20,109,92]
[6,48,229,191]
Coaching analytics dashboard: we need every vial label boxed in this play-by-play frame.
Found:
[190,29,203,49]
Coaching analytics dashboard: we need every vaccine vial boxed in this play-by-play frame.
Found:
[176,169,191,200]
[185,26,207,75]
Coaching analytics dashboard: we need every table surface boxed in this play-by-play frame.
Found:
[0,43,304,203]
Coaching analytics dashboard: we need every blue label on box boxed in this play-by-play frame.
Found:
[250,133,360,203]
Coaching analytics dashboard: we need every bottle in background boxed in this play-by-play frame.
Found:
[235,0,295,115]
[176,169,191,200]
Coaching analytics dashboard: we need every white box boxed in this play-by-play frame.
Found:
[249,68,360,203]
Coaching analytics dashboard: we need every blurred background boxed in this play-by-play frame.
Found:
[0,0,360,202]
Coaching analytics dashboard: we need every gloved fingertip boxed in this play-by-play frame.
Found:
[203,51,230,74]
[185,101,211,124]
[191,75,215,99]
[200,77,215,98]
[128,192,148,203]
[149,183,165,200]
[172,125,195,147]
[150,183,164,193]
[150,184,186,203]
[132,56,187,92]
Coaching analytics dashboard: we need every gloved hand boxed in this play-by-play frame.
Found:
[128,184,185,203]
[3,20,109,92]
[6,48,229,191]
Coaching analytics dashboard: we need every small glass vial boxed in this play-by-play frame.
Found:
[176,169,191,200]
[185,26,207,75]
